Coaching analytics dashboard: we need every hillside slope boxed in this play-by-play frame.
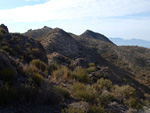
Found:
[72,34,150,88]
[0,24,48,63]
[40,28,150,95]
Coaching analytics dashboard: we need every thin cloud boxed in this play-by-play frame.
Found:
[0,0,150,23]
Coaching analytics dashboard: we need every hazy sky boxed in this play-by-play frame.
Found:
[0,0,150,40]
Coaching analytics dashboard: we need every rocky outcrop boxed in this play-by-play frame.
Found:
[23,26,53,39]
[73,58,89,67]
[0,51,16,73]
[80,30,113,44]
[47,52,73,67]
[0,24,9,33]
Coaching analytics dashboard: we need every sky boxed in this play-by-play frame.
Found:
[0,0,150,40]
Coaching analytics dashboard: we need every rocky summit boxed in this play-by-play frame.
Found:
[24,26,53,39]
[80,30,114,44]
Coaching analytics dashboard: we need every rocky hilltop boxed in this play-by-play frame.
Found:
[23,26,53,39]
[40,28,106,66]
[80,30,114,44]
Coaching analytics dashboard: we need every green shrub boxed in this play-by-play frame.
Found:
[14,45,21,53]
[61,107,85,113]
[55,86,70,98]
[32,48,39,52]
[32,73,44,86]
[47,63,58,74]
[24,65,38,76]
[88,105,106,113]
[30,59,47,72]
[71,82,92,102]
[112,85,136,101]
[1,46,15,56]
[92,78,112,93]
[88,63,96,67]
[32,48,40,56]
[24,51,33,63]
[98,91,115,107]
[72,67,89,83]
[52,66,69,81]
[86,67,96,73]
[24,65,44,86]
[125,97,142,109]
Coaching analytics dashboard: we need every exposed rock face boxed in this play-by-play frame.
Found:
[47,52,73,67]
[0,51,16,72]
[80,30,113,44]
[0,24,9,33]
[40,28,105,65]
[23,26,53,39]
[73,58,89,67]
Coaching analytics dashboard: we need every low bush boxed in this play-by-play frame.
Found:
[14,45,21,53]
[55,86,70,98]
[1,46,15,56]
[30,59,47,72]
[86,67,96,73]
[72,67,89,83]
[112,85,136,101]
[32,48,39,56]
[87,63,97,73]
[24,65,38,76]
[32,73,44,86]
[88,63,96,67]
[98,91,115,107]
[71,82,92,102]
[125,97,142,109]
[88,105,106,113]
[47,63,58,75]
[92,78,112,94]
[52,66,70,82]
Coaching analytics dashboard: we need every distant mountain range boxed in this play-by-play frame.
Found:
[110,38,150,48]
